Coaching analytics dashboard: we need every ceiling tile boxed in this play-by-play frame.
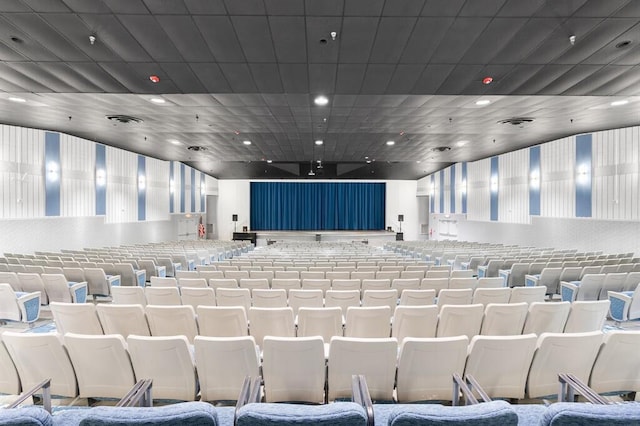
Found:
[269,16,307,63]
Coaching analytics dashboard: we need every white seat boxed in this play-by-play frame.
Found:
[426,270,450,279]
[589,330,640,395]
[436,304,484,339]
[560,274,605,302]
[114,263,145,287]
[275,271,299,279]
[331,279,361,292]
[96,304,150,337]
[522,301,570,335]
[399,289,436,306]
[448,277,477,291]
[301,278,331,295]
[436,288,473,311]
[239,278,269,292]
[198,271,224,281]
[361,278,391,293]
[563,300,610,332]
[50,302,103,335]
[180,286,216,309]
[509,286,546,304]
[392,305,438,342]
[271,278,301,294]
[0,283,40,323]
[599,272,628,300]
[327,337,397,401]
[194,335,260,402]
[464,334,537,399]
[197,305,248,337]
[396,336,469,402]
[622,272,640,292]
[420,278,449,295]
[225,270,250,281]
[0,335,20,395]
[326,271,350,281]
[476,277,507,289]
[287,289,323,315]
[375,271,399,281]
[16,273,48,304]
[248,307,295,347]
[83,267,119,296]
[145,305,198,343]
[252,288,288,308]
[324,289,361,314]
[480,302,528,335]
[525,267,562,295]
[472,287,511,306]
[178,277,208,288]
[127,335,197,401]
[297,307,343,342]
[40,273,87,303]
[262,336,326,403]
[362,289,398,314]
[2,331,78,397]
[344,306,391,338]
[400,271,425,280]
[300,271,324,280]
[0,271,22,291]
[64,333,135,399]
[250,270,275,285]
[450,270,475,278]
[391,278,420,295]
[144,286,181,305]
[499,263,530,287]
[216,287,251,312]
[526,331,603,399]
[111,286,146,305]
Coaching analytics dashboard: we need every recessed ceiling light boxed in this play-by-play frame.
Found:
[168,139,181,145]
[266,160,272,163]
[243,140,252,145]
[366,160,372,164]
[150,98,165,104]
[8,97,26,103]
[314,95,329,106]
[315,140,323,145]
[149,75,160,83]
[386,141,395,146]
[456,140,469,147]
[611,100,629,106]
[475,99,491,106]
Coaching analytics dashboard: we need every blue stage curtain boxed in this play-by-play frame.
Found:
[250,182,385,231]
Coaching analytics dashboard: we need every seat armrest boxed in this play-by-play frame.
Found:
[608,291,632,322]
[558,373,608,404]
[352,375,374,426]
[116,379,153,407]
[8,378,51,413]
[452,373,478,406]
[16,291,41,322]
[465,375,492,403]
[560,282,579,302]
[107,274,121,287]
[68,281,88,303]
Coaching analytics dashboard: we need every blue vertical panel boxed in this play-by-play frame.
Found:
[575,134,593,218]
[95,144,106,215]
[180,163,186,213]
[200,173,205,212]
[439,170,444,214]
[529,146,541,216]
[430,175,435,213]
[137,155,146,221]
[450,166,456,213]
[44,132,61,216]
[169,162,175,214]
[490,156,499,221]
[461,162,467,214]
[190,168,196,212]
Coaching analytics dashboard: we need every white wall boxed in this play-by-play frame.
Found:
[217,180,251,240]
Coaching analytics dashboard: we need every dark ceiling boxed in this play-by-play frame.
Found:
[0,0,638,179]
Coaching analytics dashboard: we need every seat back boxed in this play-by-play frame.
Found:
[391,278,420,295]
[209,278,239,290]
[522,301,570,334]
[509,286,546,304]
[271,278,301,294]
[0,272,22,292]
[96,304,150,337]
[178,277,208,288]
[248,307,295,347]
[325,290,361,314]
[252,289,288,308]
[0,336,20,394]
[144,286,181,305]
[476,277,506,289]
[344,306,391,338]
[239,278,269,291]
[436,304,484,339]
[180,287,216,309]
[297,307,343,342]
[589,330,640,394]
[145,305,198,343]
[18,273,49,304]
[197,306,248,337]
[472,287,511,306]
[331,279,361,292]
[111,286,146,305]
[362,289,398,314]
[301,279,331,295]
[361,279,390,292]
[599,272,628,300]
[399,289,435,306]
[436,288,473,310]
[564,300,610,332]
[480,302,528,335]
[392,305,438,342]
[83,268,112,296]
[50,302,103,335]
[216,287,251,312]
[574,274,606,301]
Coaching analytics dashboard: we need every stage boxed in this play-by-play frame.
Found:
[250,230,398,247]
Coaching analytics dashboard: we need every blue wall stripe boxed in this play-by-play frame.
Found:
[200,173,205,212]
[180,163,186,213]
[575,134,593,218]
[450,166,456,213]
[169,162,175,214]
[461,162,467,214]
[490,156,499,221]
[137,155,146,221]
[439,170,444,214]
[190,168,196,212]
[95,144,106,215]
[44,132,61,217]
[430,175,435,213]
[529,146,541,216]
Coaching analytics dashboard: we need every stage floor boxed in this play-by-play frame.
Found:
[254,230,398,247]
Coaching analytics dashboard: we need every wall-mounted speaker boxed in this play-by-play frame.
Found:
[232,214,238,222]
[398,214,404,222]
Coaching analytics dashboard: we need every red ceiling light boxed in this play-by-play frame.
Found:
[149,75,160,83]
[482,76,493,85]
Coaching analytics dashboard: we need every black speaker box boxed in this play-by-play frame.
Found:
[232,214,238,222]
[398,214,404,222]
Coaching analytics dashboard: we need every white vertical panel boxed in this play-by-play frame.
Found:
[146,157,169,221]
[60,134,95,217]
[455,163,463,214]
[467,158,491,221]
[443,167,451,214]
[105,147,137,223]
[432,172,440,214]
[184,165,192,213]
[541,136,575,218]
[171,161,181,213]
[205,174,218,196]
[0,124,45,219]
[499,149,530,224]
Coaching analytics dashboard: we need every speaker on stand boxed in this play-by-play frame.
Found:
[396,214,404,241]
[232,214,238,233]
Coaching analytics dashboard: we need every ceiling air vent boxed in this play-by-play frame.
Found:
[106,115,143,124]
[187,146,206,152]
[432,146,451,152]
[498,117,534,126]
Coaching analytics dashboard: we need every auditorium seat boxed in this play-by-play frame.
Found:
[40,273,87,303]
[216,288,251,312]
[175,270,199,279]
[331,278,361,292]
[436,304,483,339]
[396,336,468,402]
[476,277,507,288]
[178,277,208,288]
[301,278,331,295]
[522,302,570,335]
[400,270,425,280]
[563,300,610,333]
[225,270,250,281]
[589,330,640,396]
[248,307,295,347]
[111,286,146,305]
[560,274,605,302]
[450,269,475,278]
[144,286,181,305]
[420,277,449,295]
[197,306,248,337]
[361,278,390,294]
[198,270,224,281]
[525,267,562,295]
[297,307,343,342]
[392,305,438,342]
[252,288,288,308]
[114,263,145,287]
[0,334,20,395]
[344,306,391,338]
[288,289,323,315]
[239,278,270,293]
[480,302,528,336]
[375,271,400,281]
[448,277,478,291]
[209,278,239,290]
[436,288,473,310]
[145,305,198,343]
[0,271,22,292]
[362,289,398,314]
[16,273,48,305]
[326,271,350,281]
[391,278,420,295]
[325,290,361,314]
[0,283,40,324]
[599,272,628,300]
[399,289,435,306]
[50,302,103,335]
[250,270,275,285]
[96,304,150,337]
[83,267,119,296]
[275,271,299,280]
[180,286,216,309]
[138,259,165,282]
[509,285,546,304]
[472,287,511,306]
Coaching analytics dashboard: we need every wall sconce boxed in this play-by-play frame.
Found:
[490,175,498,193]
[529,171,540,189]
[200,184,206,196]
[47,161,59,182]
[138,175,146,190]
[96,169,106,187]
[169,179,175,194]
[576,164,589,185]
[430,185,436,196]
[461,179,467,194]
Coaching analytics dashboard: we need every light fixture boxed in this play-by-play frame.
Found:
[138,175,146,190]
[200,184,206,196]
[314,95,329,106]
[96,169,106,187]
[243,140,252,145]
[461,179,467,194]
[386,141,395,146]
[430,185,435,196]
[577,164,590,185]
[266,159,272,163]
[168,139,182,145]
[530,171,540,189]
[456,140,469,147]
[490,175,498,193]
[47,162,59,182]
[149,75,160,83]
[150,98,165,104]
[315,140,323,145]
[89,34,96,45]
[611,100,629,107]
[8,97,26,103]
[169,179,175,194]
[482,76,493,85]
[475,99,491,106]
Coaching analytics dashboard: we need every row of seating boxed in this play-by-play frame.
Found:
[561,272,640,301]
[50,299,610,346]
[2,328,639,405]
[0,272,86,305]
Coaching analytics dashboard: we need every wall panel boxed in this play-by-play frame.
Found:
[60,134,94,217]
[466,158,490,222]
[146,157,169,221]
[541,136,575,218]
[498,149,529,224]
[443,167,451,214]
[105,147,137,224]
